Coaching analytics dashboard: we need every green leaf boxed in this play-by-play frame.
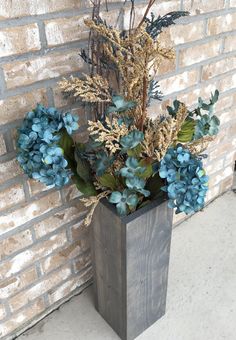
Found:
[127,144,143,157]
[146,173,164,199]
[177,119,196,143]
[59,129,74,160]
[72,174,97,196]
[74,153,92,182]
[98,173,117,190]
[138,159,153,179]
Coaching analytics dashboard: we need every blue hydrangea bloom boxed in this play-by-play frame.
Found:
[17,104,79,188]
[109,189,139,216]
[159,146,209,214]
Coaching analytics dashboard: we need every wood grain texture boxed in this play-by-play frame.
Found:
[91,198,173,340]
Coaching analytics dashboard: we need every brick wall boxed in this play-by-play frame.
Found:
[0,0,235,338]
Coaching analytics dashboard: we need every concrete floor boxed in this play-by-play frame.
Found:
[19,190,236,340]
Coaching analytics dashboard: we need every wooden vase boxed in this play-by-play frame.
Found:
[91,197,173,340]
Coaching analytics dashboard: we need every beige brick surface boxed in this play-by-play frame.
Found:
[41,236,89,274]
[0,159,23,185]
[202,56,236,80]
[0,134,6,155]
[0,24,40,58]
[0,298,45,338]
[224,34,236,52]
[183,0,225,14]
[0,267,38,299]
[74,252,91,273]
[9,265,71,312]
[62,184,82,202]
[0,0,87,20]
[0,304,6,321]
[179,39,222,67]
[0,89,47,126]
[208,13,236,36]
[230,0,236,7]
[0,229,33,260]
[33,204,87,239]
[0,183,25,212]
[218,73,236,92]
[0,231,67,279]
[162,21,205,46]
[3,50,84,89]
[0,191,61,236]
[27,179,50,196]
[47,266,92,305]
[45,15,90,47]
[159,70,199,95]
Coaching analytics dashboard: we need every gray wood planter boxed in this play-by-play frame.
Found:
[91,197,173,340]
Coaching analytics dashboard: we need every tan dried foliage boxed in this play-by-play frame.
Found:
[143,103,188,161]
[88,117,129,154]
[81,191,111,226]
[84,19,175,129]
[58,74,111,103]
[186,135,215,154]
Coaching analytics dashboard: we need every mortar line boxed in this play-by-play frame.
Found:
[0,198,85,242]
[1,246,92,304]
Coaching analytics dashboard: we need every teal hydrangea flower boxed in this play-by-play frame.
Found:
[109,189,139,216]
[17,104,79,188]
[159,146,209,214]
[120,130,144,150]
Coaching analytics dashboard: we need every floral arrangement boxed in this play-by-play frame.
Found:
[17,1,220,224]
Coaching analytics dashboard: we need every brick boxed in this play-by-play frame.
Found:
[177,83,217,107]
[0,24,40,58]
[73,252,91,273]
[0,89,47,126]
[218,73,236,92]
[41,235,89,274]
[0,0,87,20]
[207,13,236,36]
[204,159,224,176]
[224,151,236,166]
[230,0,236,7]
[0,267,37,299]
[3,50,84,89]
[0,191,61,236]
[28,179,50,196]
[217,107,236,124]
[0,159,23,185]
[34,204,87,239]
[0,298,45,338]
[206,185,221,202]
[62,184,82,202]
[48,266,92,305]
[221,176,234,192]
[209,166,234,187]
[179,39,222,67]
[9,265,71,312]
[0,231,67,279]
[147,98,172,119]
[162,20,205,46]
[224,34,236,52]
[0,229,33,260]
[0,304,6,321]
[53,85,76,108]
[159,69,198,96]
[202,56,236,80]
[183,0,225,14]
[0,134,6,155]
[0,183,25,212]
[215,94,235,112]
[45,15,90,47]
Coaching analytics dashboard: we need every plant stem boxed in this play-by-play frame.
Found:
[137,0,156,28]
